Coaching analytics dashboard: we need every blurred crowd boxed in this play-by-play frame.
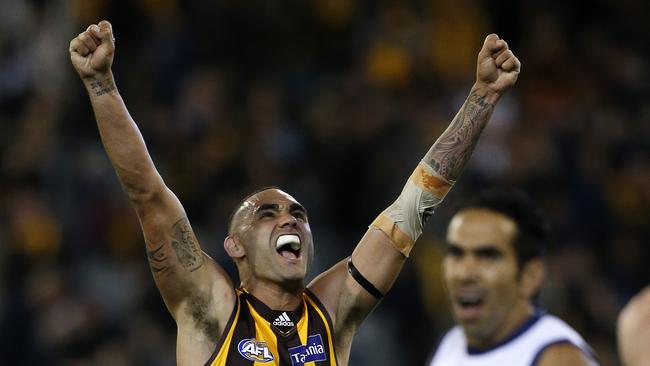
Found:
[1,0,648,365]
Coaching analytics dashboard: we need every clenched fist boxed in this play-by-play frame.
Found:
[475,34,521,96]
[69,20,115,79]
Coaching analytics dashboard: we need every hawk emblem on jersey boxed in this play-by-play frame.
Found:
[288,334,327,366]
[237,338,275,362]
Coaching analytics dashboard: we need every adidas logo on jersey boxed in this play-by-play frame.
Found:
[273,312,294,327]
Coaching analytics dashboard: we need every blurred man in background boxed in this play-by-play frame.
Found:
[617,286,650,366]
[427,190,600,365]
[69,19,520,365]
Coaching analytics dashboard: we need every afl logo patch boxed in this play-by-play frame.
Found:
[237,338,275,362]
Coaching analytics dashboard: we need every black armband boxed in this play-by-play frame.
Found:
[347,257,384,299]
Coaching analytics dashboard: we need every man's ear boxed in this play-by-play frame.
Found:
[519,258,546,299]
[224,235,245,258]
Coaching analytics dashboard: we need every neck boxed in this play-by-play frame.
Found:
[466,302,535,349]
[242,278,304,310]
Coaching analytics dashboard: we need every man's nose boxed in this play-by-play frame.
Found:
[278,212,298,228]
[452,255,479,281]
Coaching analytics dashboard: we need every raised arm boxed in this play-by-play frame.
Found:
[69,21,234,360]
[309,34,521,337]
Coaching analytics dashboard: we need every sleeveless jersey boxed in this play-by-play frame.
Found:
[428,311,600,366]
[205,288,338,366]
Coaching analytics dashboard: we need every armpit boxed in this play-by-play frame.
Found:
[185,291,221,342]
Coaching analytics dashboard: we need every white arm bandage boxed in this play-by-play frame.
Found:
[371,161,453,257]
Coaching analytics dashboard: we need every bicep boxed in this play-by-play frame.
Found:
[350,228,407,295]
[135,187,234,322]
[308,228,406,334]
[536,343,594,366]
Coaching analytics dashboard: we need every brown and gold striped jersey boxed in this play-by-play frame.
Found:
[205,288,338,366]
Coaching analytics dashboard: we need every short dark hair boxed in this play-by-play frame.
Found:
[451,188,551,268]
[228,186,281,235]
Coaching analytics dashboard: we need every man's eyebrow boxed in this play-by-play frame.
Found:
[289,203,307,214]
[445,241,463,251]
[255,203,279,213]
[474,245,502,256]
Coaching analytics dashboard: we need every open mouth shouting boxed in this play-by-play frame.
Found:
[275,234,302,260]
[453,289,485,322]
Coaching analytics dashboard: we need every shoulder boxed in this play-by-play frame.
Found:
[534,342,594,366]
[528,314,597,366]
[442,326,464,341]
[427,327,465,366]
[533,313,585,341]
[434,326,465,354]
[306,259,348,324]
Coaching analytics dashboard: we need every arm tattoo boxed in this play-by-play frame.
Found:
[146,242,171,275]
[89,77,116,96]
[425,90,495,182]
[171,217,204,271]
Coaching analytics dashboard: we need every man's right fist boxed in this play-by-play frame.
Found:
[69,20,115,79]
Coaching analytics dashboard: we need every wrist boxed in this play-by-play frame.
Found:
[471,82,501,105]
[83,72,117,97]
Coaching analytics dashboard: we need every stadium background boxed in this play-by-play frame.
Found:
[0,0,648,365]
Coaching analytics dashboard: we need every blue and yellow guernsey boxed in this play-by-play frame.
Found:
[205,288,338,366]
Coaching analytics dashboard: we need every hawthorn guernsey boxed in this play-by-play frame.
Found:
[206,289,339,365]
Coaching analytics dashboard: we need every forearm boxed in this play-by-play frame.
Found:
[424,83,498,183]
[84,72,164,201]
[369,84,500,258]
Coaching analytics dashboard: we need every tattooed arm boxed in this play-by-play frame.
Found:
[70,21,234,363]
[309,34,520,345]
[426,34,520,180]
